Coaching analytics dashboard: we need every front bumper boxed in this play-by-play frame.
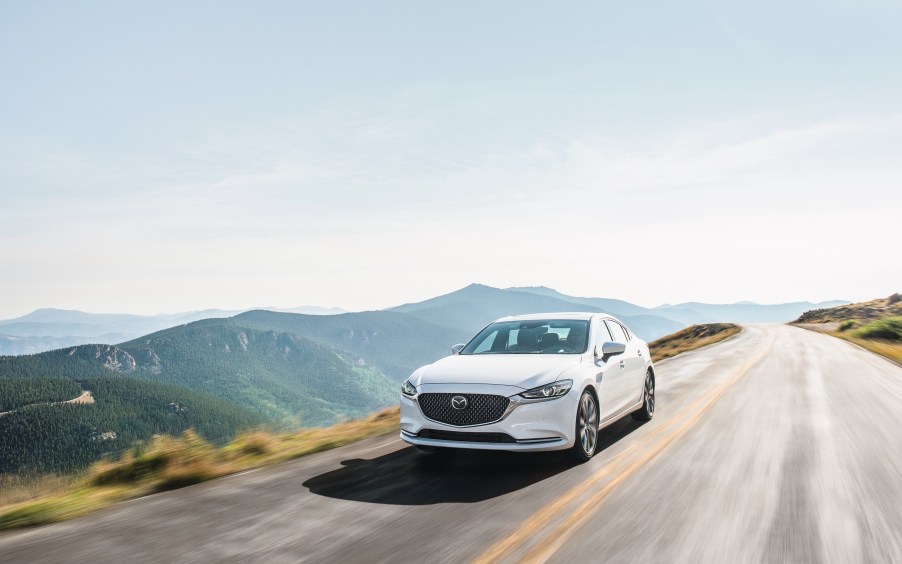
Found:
[399,383,578,452]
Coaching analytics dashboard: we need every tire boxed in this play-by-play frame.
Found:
[571,390,599,462]
[632,370,655,422]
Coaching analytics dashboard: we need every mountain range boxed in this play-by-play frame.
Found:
[0,284,846,474]
[507,286,847,326]
[0,306,346,355]
[391,284,686,340]
[1,285,846,357]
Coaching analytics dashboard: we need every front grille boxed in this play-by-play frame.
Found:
[418,429,516,443]
[417,393,510,426]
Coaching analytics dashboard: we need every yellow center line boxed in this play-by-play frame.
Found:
[474,335,775,564]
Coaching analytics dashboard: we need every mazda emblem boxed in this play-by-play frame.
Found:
[451,395,468,410]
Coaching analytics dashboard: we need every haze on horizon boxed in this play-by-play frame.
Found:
[1,1,900,320]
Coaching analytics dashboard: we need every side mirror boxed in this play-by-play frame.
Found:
[597,341,626,362]
[451,343,466,355]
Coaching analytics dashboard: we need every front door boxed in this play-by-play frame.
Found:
[595,319,632,421]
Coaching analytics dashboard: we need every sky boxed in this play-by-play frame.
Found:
[1,0,900,318]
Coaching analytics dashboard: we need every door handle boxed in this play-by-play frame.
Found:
[637,349,643,357]
[619,360,625,368]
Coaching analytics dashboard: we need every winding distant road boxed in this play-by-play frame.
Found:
[2,325,902,563]
[0,390,94,418]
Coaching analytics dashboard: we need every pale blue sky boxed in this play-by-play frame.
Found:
[1,1,900,318]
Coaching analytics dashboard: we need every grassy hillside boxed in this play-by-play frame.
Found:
[0,377,265,474]
[648,323,741,362]
[793,294,902,364]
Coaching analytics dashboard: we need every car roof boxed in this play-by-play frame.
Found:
[494,312,599,323]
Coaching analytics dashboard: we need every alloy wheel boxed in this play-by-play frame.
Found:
[578,393,598,455]
[645,373,655,416]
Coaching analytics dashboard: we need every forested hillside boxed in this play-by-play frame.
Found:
[0,378,82,412]
[233,309,469,381]
[0,318,401,424]
[0,377,264,474]
[119,319,400,423]
[0,312,417,474]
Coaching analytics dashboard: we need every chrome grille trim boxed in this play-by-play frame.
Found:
[417,393,511,427]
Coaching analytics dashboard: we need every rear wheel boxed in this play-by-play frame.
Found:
[632,370,655,421]
[571,390,599,462]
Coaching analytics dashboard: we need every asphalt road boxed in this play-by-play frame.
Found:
[2,324,901,563]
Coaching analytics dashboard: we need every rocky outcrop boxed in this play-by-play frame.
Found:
[130,348,162,374]
[66,345,138,373]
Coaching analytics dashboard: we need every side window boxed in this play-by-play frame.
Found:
[605,320,627,343]
[595,319,614,351]
[618,323,632,341]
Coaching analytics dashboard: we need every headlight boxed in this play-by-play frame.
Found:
[518,379,573,401]
[401,379,418,397]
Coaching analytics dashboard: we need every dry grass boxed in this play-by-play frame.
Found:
[0,407,400,530]
[795,294,902,324]
[823,332,902,366]
[0,474,79,507]
[792,294,902,366]
[649,323,741,362]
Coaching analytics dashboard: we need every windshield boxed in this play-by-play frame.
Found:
[460,320,590,355]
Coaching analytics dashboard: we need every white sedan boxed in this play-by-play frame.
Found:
[400,312,656,461]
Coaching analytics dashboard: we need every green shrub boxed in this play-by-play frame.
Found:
[838,320,856,332]
[853,317,902,342]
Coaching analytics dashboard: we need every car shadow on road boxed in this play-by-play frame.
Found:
[303,417,644,505]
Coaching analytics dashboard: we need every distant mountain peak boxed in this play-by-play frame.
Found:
[426,283,501,298]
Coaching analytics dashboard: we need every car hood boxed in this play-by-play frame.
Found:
[410,354,583,390]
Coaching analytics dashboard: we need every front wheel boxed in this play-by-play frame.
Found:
[571,390,599,462]
[632,370,655,422]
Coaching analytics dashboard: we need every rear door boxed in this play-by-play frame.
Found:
[616,321,646,405]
